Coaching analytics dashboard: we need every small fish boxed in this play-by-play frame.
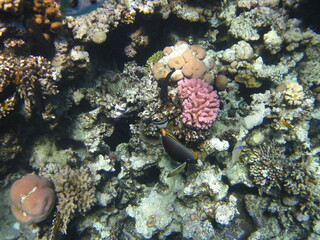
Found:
[154,120,198,164]
[167,162,187,178]
[160,70,174,104]
[60,0,106,16]
[231,139,243,166]
[280,119,293,130]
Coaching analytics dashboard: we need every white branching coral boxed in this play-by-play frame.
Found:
[283,82,305,105]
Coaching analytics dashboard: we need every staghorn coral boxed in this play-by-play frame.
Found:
[0,54,59,119]
[40,164,97,235]
[177,78,220,129]
[10,174,56,224]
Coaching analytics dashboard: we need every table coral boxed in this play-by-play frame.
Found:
[10,174,56,224]
[178,78,220,129]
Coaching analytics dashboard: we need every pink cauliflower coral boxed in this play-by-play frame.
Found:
[177,78,220,129]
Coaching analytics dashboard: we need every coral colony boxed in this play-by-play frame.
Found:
[1,0,320,239]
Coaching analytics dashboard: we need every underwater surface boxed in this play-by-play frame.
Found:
[0,0,320,239]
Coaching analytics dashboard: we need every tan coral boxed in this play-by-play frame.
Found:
[283,82,305,106]
[163,46,173,55]
[182,48,197,63]
[168,56,185,70]
[182,59,207,79]
[0,0,23,13]
[190,45,206,60]
[153,62,170,80]
[40,164,97,236]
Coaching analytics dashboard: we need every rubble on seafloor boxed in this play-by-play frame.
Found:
[0,0,320,239]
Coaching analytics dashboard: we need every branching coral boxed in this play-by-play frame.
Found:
[0,54,59,119]
[245,143,287,194]
[283,82,305,106]
[245,142,320,217]
[40,164,97,235]
[178,78,220,129]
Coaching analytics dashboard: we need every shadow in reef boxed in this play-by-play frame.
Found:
[86,12,211,72]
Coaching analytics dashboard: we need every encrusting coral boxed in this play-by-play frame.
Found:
[40,164,97,236]
[10,174,56,224]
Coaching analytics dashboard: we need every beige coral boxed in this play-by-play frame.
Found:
[152,41,212,82]
[40,164,97,235]
[283,82,305,105]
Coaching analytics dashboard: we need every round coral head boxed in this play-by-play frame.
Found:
[10,174,56,224]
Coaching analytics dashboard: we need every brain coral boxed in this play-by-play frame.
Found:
[178,78,220,129]
[10,174,56,224]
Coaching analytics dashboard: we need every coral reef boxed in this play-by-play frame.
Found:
[244,143,286,194]
[10,174,55,224]
[1,0,320,239]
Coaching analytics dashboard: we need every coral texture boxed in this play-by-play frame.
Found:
[41,164,97,235]
[178,78,220,129]
[10,174,56,224]
[0,54,59,119]
[245,143,286,194]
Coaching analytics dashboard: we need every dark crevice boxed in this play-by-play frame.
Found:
[135,165,161,186]
[86,13,211,72]
[238,80,272,105]
[228,183,259,195]
[104,118,133,151]
[287,0,320,33]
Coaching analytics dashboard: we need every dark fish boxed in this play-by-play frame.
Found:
[60,0,106,16]
[154,120,198,163]
[160,70,174,103]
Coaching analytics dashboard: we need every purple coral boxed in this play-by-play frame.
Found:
[177,78,220,129]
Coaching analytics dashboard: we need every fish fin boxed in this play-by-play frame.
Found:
[167,162,187,178]
[153,120,168,129]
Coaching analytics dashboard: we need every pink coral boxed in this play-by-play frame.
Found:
[10,174,56,224]
[178,78,220,129]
